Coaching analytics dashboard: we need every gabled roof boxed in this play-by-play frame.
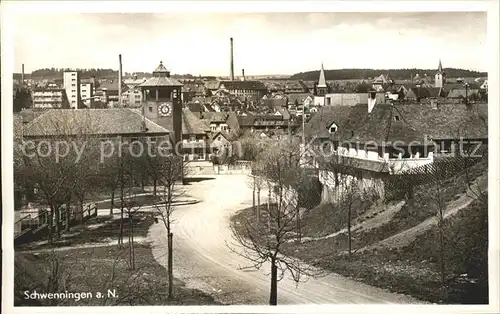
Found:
[303,102,487,145]
[406,87,432,99]
[447,88,480,99]
[212,130,238,142]
[220,80,267,91]
[263,98,287,107]
[395,103,487,140]
[205,80,221,90]
[301,105,353,139]
[97,80,130,92]
[23,109,169,137]
[350,104,426,144]
[199,112,229,123]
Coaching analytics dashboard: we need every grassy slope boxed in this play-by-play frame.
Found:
[232,160,488,304]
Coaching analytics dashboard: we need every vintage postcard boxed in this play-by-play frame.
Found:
[1,1,499,313]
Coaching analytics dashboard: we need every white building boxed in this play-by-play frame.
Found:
[80,82,94,108]
[63,71,81,109]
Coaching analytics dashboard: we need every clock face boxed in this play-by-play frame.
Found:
[158,103,171,116]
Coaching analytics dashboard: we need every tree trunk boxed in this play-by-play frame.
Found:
[65,202,71,232]
[347,204,352,259]
[168,232,174,300]
[128,210,132,268]
[257,189,261,224]
[54,206,61,239]
[296,206,301,244]
[110,189,115,216]
[119,183,124,247]
[269,257,278,305]
[439,224,446,299]
[253,177,256,215]
[48,204,54,243]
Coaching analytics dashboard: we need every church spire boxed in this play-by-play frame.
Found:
[437,59,443,73]
[318,62,327,88]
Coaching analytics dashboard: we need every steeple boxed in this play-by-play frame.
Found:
[437,59,443,73]
[318,62,327,88]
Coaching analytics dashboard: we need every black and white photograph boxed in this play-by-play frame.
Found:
[2,1,499,313]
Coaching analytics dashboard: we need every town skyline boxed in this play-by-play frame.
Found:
[12,12,487,76]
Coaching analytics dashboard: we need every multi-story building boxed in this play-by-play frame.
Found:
[80,82,94,108]
[218,80,267,100]
[63,71,81,109]
[122,87,143,107]
[32,88,70,109]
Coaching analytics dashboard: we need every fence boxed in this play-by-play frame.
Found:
[14,203,98,237]
[384,146,488,200]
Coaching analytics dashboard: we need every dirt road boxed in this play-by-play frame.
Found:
[149,175,421,305]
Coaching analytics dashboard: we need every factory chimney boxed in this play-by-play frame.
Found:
[21,64,25,84]
[230,37,235,81]
[118,54,123,107]
[241,69,245,81]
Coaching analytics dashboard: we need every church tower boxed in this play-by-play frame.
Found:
[435,59,445,88]
[316,63,328,96]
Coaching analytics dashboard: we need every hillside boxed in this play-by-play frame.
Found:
[283,158,488,304]
[291,68,487,81]
[231,156,489,304]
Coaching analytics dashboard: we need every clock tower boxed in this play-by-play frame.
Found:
[139,61,183,149]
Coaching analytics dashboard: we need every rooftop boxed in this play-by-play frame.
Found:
[23,109,169,137]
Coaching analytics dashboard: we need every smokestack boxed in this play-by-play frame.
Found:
[242,69,245,81]
[118,54,123,107]
[230,38,234,81]
[21,64,25,84]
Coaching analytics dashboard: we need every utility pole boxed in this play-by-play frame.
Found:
[465,83,469,106]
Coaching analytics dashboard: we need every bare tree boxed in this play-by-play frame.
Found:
[228,139,322,305]
[153,154,184,300]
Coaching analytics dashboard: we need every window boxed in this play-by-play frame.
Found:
[72,79,76,82]
[190,135,196,142]
[393,115,400,121]
[72,84,76,87]
[71,73,76,76]
[330,126,337,133]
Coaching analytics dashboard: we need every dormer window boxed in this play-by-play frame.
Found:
[328,122,338,134]
[393,115,400,121]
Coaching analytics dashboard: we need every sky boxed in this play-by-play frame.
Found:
[11,11,487,76]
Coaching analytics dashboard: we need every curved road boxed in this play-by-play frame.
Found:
[149,175,421,305]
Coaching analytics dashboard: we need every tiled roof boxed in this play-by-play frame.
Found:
[220,80,267,91]
[395,103,487,140]
[406,87,432,99]
[205,80,221,90]
[19,109,46,124]
[351,104,426,144]
[446,88,480,99]
[97,80,130,92]
[302,105,360,140]
[263,98,287,107]
[23,109,170,137]
[155,108,210,135]
[286,93,313,105]
[303,102,488,145]
[199,112,228,123]
[139,76,183,87]
[13,114,23,140]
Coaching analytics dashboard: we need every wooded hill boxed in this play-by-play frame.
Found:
[291,68,487,81]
